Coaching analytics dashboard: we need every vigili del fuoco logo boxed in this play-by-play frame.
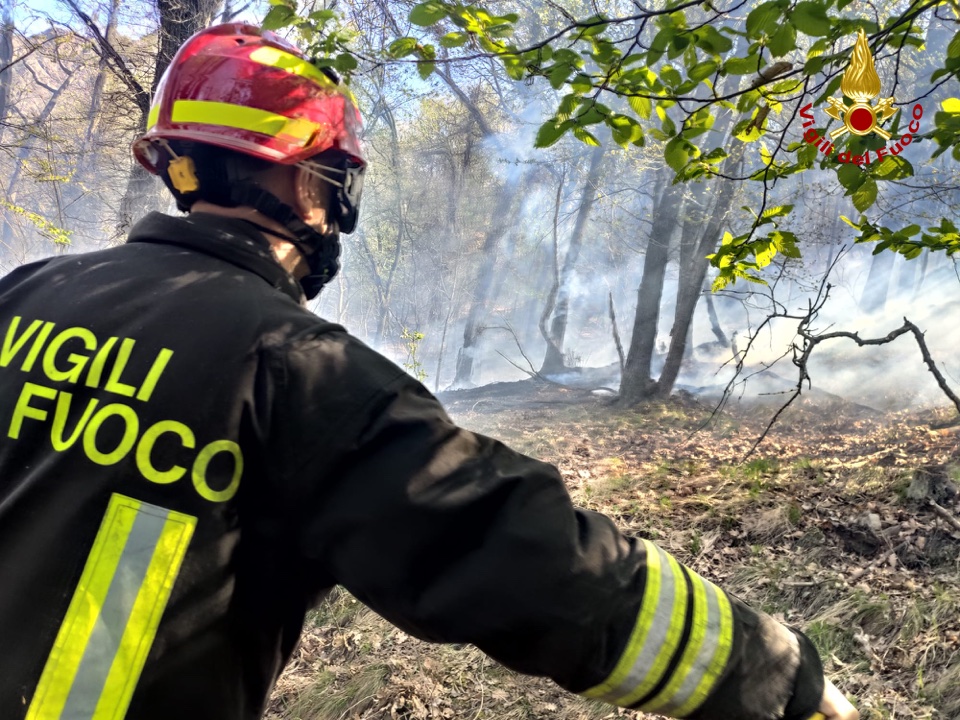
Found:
[799,29,923,165]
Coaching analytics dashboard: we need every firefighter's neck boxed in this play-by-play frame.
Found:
[190,200,308,279]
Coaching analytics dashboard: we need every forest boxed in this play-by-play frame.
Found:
[2,0,960,716]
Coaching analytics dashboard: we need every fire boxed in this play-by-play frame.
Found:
[840,29,882,102]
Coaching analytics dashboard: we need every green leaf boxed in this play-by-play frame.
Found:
[804,56,826,75]
[409,1,448,26]
[693,26,732,54]
[791,2,832,37]
[388,37,419,58]
[334,53,358,72]
[839,215,860,229]
[688,60,718,82]
[873,156,913,179]
[262,5,295,30]
[948,30,960,59]
[580,14,608,37]
[660,65,682,88]
[628,95,652,120]
[762,204,794,219]
[664,136,693,172]
[701,147,728,164]
[656,105,676,136]
[548,63,573,89]
[571,73,593,94]
[648,28,674,64]
[417,60,436,80]
[837,163,864,191]
[572,125,601,146]
[852,178,878,212]
[768,23,797,57]
[725,55,764,75]
[608,114,644,148]
[576,103,607,125]
[534,119,571,148]
[746,1,783,38]
[439,32,468,47]
[735,117,764,142]
[771,230,801,258]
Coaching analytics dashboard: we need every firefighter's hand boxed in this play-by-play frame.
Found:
[810,679,858,720]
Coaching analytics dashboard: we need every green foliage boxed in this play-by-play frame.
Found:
[401,328,428,383]
[0,201,72,246]
[258,0,957,286]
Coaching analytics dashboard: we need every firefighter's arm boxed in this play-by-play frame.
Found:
[275,333,826,720]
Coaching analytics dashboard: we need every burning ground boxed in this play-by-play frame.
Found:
[267,382,960,720]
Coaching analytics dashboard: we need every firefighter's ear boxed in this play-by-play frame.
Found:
[293,167,326,226]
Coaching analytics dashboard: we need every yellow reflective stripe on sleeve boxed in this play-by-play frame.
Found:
[640,573,734,717]
[170,100,320,145]
[26,494,196,720]
[671,587,733,717]
[611,548,689,706]
[581,540,690,704]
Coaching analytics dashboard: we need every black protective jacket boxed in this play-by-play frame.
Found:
[0,212,824,720]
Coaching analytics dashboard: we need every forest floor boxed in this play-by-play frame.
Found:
[266,380,960,720]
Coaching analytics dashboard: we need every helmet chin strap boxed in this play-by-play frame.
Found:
[227,183,341,299]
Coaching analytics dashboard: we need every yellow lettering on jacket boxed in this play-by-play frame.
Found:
[136,421,195,484]
[6,381,242,503]
[0,316,173,402]
[103,339,137,398]
[8,382,57,439]
[42,327,98,383]
[1,317,45,367]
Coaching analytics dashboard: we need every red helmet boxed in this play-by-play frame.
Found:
[133,23,364,171]
[132,24,366,298]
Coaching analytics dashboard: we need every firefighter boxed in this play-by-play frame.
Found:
[0,23,857,720]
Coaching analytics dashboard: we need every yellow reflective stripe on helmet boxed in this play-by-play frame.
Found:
[581,540,689,703]
[248,46,360,107]
[640,572,734,717]
[170,100,320,145]
[249,46,338,89]
[147,104,160,130]
[26,494,196,720]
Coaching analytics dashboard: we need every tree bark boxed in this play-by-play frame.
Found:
[0,0,14,140]
[116,0,221,238]
[618,174,685,404]
[452,175,529,387]
[539,145,605,374]
[655,150,744,397]
[81,0,121,167]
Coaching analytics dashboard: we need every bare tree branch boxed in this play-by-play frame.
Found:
[61,0,150,116]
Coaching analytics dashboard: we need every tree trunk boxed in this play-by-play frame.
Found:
[655,150,745,397]
[0,0,14,139]
[540,145,605,374]
[117,0,221,238]
[81,0,120,167]
[451,176,529,387]
[704,280,728,346]
[1,72,73,258]
[618,175,685,404]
